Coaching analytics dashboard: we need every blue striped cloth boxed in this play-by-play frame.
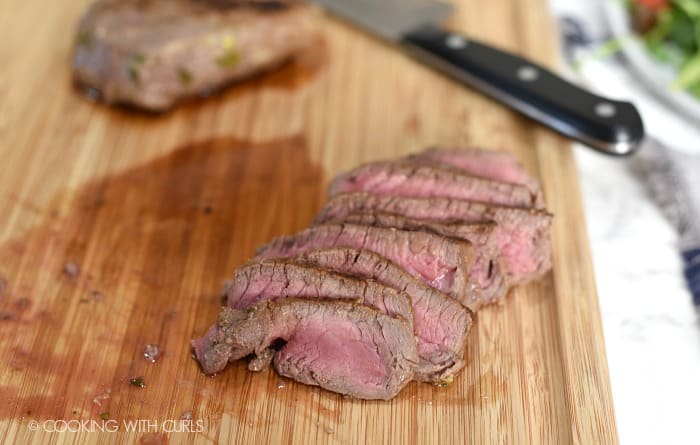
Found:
[631,139,700,306]
[684,249,700,305]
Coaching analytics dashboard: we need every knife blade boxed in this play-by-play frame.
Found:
[314,0,646,156]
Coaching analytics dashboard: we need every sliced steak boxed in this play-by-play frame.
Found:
[192,298,418,399]
[297,248,473,383]
[227,259,413,325]
[326,213,507,310]
[73,0,318,111]
[339,211,497,246]
[314,193,552,284]
[409,147,540,190]
[255,223,506,308]
[328,161,541,209]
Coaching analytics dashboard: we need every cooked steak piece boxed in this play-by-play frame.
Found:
[192,299,418,400]
[297,248,473,383]
[328,161,542,209]
[314,193,553,284]
[226,259,414,325]
[255,223,506,308]
[409,148,540,191]
[339,211,497,246]
[73,0,318,111]
[323,213,507,310]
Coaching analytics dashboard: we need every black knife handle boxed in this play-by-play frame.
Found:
[401,25,645,155]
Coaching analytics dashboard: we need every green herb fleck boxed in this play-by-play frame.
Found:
[178,67,193,86]
[215,50,240,68]
[128,53,146,84]
[100,412,110,421]
[128,67,139,83]
[129,377,146,388]
[76,29,93,48]
[436,375,454,387]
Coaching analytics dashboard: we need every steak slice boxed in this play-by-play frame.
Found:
[297,248,473,383]
[339,211,497,246]
[324,213,507,310]
[192,298,418,400]
[227,259,414,325]
[73,0,318,111]
[314,193,553,284]
[255,223,506,308]
[328,161,541,209]
[409,147,540,191]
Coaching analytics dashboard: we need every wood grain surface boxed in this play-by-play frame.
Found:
[0,0,618,443]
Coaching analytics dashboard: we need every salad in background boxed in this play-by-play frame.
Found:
[629,0,700,98]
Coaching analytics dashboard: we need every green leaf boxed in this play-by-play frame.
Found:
[673,52,700,89]
[667,5,697,52]
[673,0,700,19]
[688,81,700,97]
[647,38,674,61]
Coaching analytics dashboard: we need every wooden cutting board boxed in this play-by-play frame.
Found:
[0,0,618,443]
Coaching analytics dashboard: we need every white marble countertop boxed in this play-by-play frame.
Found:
[575,146,700,445]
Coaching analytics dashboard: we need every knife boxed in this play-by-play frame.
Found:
[314,0,645,156]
